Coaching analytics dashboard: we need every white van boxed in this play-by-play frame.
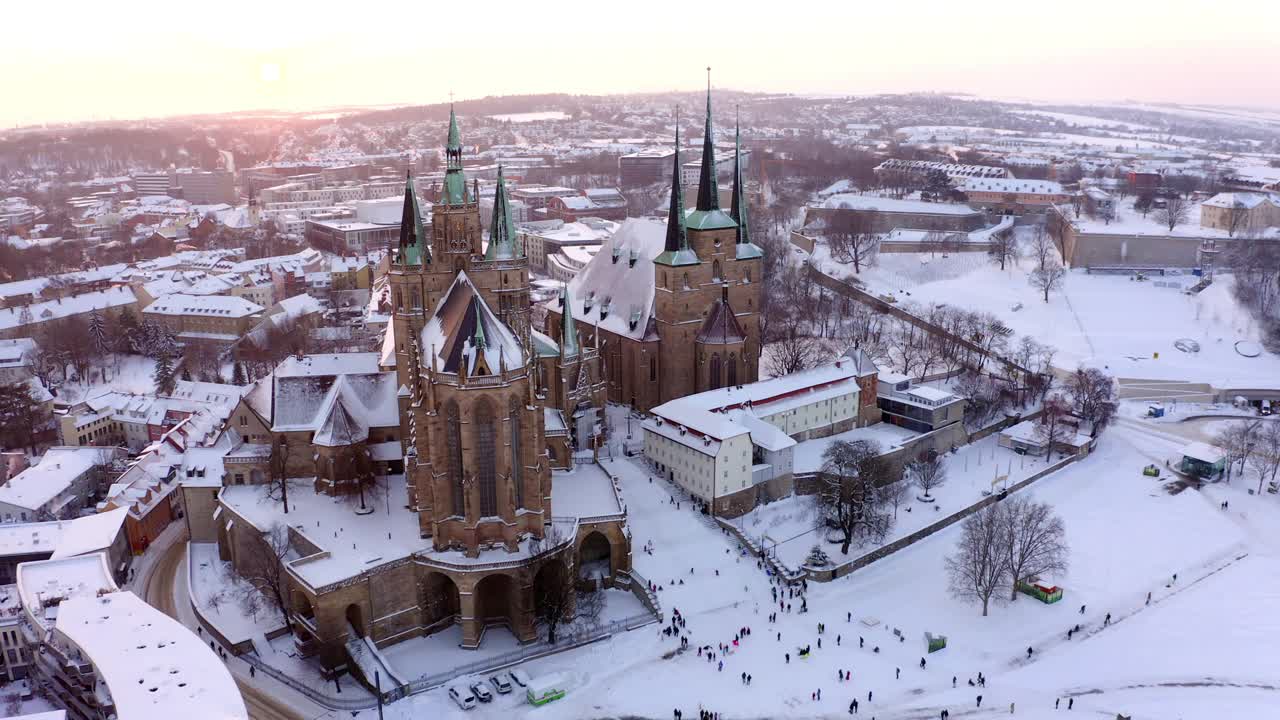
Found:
[449,684,477,710]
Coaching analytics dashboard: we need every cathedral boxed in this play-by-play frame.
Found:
[545,87,763,411]
[208,108,626,673]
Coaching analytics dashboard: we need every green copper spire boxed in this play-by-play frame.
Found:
[695,68,720,212]
[560,288,579,357]
[442,105,468,206]
[398,172,428,265]
[654,108,698,267]
[686,69,738,232]
[485,165,519,260]
[731,108,761,259]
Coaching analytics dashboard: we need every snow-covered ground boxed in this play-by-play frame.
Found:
[188,542,285,645]
[833,245,1280,387]
[742,434,1056,571]
[55,353,159,404]
[375,419,1279,719]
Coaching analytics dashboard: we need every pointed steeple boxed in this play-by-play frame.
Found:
[731,107,763,259]
[696,68,720,212]
[398,171,428,264]
[485,165,518,260]
[560,288,579,357]
[442,104,468,206]
[654,109,697,267]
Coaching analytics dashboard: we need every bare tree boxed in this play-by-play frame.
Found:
[237,523,294,633]
[1226,198,1250,238]
[1247,421,1280,494]
[1154,195,1191,232]
[988,229,1018,271]
[1027,224,1056,272]
[946,504,1009,616]
[0,380,45,454]
[1034,394,1073,462]
[1064,366,1118,437]
[906,452,947,500]
[878,477,911,520]
[826,209,880,273]
[766,326,819,377]
[533,553,576,644]
[818,439,893,554]
[1214,420,1261,479]
[267,435,292,514]
[999,496,1068,601]
[1030,261,1066,303]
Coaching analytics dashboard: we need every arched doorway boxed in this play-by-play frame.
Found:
[420,572,461,630]
[578,531,612,582]
[475,573,516,629]
[345,604,365,638]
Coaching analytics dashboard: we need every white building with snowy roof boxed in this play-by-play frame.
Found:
[643,351,880,516]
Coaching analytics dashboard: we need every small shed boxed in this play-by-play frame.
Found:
[1017,579,1064,604]
[1179,442,1226,479]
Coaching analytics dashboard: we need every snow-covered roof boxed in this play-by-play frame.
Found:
[1181,441,1226,464]
[16,552,118,631]
[555,217,667,342]
[0,446,121,513]
[143,292,264,319]
[815,194,977,216]
[959,177,1066,195]
[1202,192,1277,210]
[49,508,127,560]
[0,286,137,332]
[272,371,398,436]
[550,464,622,518]
[55,591,248,720]
[420,271,526,376]
[276,352,382,377]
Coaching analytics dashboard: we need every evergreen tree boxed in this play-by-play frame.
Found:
[232,361,246,385]
[180,365,193,382]
[88,309,108,356]
[153,352,176,396]
[114,307,141,353]
[806,544,833,567]
[0,380,43,454]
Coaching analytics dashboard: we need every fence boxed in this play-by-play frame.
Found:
[239,650,381,710]
[387,611,659,701]
[802,448,1088,582]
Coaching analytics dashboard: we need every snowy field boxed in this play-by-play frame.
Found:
[374,419,1279,719]
[54,353,159,404]
[841,248,1280,388]
[188,542,285,645]
[741,434,1056,572]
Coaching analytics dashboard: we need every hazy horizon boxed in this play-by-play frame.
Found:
[5,0,1278,128]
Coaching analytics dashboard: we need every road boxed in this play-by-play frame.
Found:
[144,539,306,720]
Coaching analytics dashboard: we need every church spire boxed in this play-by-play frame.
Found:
[398,171,428,264]
[731,108,748,246]
[442,105,468,206]
[485,165,518,260]
[661,109,688,256]
[695,67,720,212]
[560,288,579,357]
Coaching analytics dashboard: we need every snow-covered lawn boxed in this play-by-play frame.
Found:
[835,246,1280,387]
[188,542,285,645]
[741,434,1059,571]
[55,353,159,404]
[378,420,1278,719]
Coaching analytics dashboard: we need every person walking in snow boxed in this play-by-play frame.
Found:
[1068,698,1073,710]
[896,667,900,679]
[1010,702,1015,714]
[1055,698,1060,709]
[1026,646,1033,659]
[786,653,790,664]
[952,676,956,688]
[920,657,927,669]
[859,636,864,648]
[1104,613,1111,626]
[849,699,858,714]
[1079,604,1086,615]
[976,695,983,708]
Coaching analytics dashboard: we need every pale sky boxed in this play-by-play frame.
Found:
[4,0,1277,127]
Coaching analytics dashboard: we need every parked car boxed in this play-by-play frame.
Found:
[448,685,477,710]
[489,674,513,694]
[470,682,494,703]
[509,668,531,689]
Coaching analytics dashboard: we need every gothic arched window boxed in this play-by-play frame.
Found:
[712,260,722,282]
[475,401,497,517]
[411,287,422,311]
[509,397,523,508]
[728,353,738,387]
[709,353,722,390]
[446,402,464,516]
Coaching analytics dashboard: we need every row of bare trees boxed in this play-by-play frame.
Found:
[947,497,1068,616]
[1214,419,1280,494]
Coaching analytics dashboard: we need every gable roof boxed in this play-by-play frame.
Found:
[696,291,747,345]
[420,271,525,375]
[556,217,667,341]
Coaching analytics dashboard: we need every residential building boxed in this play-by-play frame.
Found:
[511,184,579,212]
[874,159,1010,184]
[0,447,127,523]
[304,218,399,253]
[545,188,628,222]
[0,508,130,587]
[644,352,879,516]
[0,287,138,341]
[174,169,236,205]
[1200,192,1280,234]
[519,218,619,271]
[875,372,965,434]
[803,194,987,235]
[958,177,1070,213]
[619,148,675,187]
[15,552,245,720]
[141,293,265,346]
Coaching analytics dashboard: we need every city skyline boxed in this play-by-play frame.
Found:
[4,0,1278,127]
